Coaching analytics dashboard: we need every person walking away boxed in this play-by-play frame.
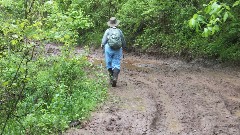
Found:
[101,17,126,87]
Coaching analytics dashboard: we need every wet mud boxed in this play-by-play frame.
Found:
[65,49,240,135]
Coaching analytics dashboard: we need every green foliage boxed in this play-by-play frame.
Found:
[188,0,239,37]
[2,0,239,64]
[107,0,240,62]
[117,0,198,58]
[73,0,121,46]
[118,0,174,48]
[43,0,92,45]
[0,0,107,134]
[187,0,240,62]
[233,0,240,6]
[189,0,230,37]
[1,50,107,134]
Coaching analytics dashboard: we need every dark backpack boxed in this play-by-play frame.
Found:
[108,28,122,50]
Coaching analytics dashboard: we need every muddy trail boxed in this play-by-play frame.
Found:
[65,48,240,135]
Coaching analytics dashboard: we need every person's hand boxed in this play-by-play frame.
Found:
[101,44,105,54]
[123,47,127,52]
[122,47,126,59]
[101,44,104,49]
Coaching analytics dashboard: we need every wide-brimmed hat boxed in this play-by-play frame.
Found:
[107,17,120,27]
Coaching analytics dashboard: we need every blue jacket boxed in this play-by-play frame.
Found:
[101,27,126,49]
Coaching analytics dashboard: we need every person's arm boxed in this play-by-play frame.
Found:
[101,29,109,48]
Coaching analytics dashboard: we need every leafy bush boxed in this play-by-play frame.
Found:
[187,0,240,62]
[0,1,109,134]
[0,48,107,134]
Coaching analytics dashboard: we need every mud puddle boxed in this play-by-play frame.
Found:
[92,58,155,73]
[65,48,240,135]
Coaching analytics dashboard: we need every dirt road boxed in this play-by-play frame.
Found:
[66,49,240,135]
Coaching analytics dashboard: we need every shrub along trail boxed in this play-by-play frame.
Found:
[66,48,240,135]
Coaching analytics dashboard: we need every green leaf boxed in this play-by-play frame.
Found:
[1,0,13,7]
[213,25,220,32]
[11,40,18,45]
[225,6,230,10]
[64,35,70,40]
[193,14,198,19]
[223,12,228,22]
[202,28,210,37]
[66,17,73,22]
[233,0,240,7]
[197,15,205,23]
[204,5,211,14]
[2,81,9,86]
[207,27,213,31]
[12,34,18,38]
[209,2,221,15]
[189,18,196,28]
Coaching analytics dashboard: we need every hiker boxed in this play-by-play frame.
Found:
[101,17,126,87]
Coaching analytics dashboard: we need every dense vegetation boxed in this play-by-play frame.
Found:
[0,0,239,134]
[0,0,107,134]
[80,0,240,62]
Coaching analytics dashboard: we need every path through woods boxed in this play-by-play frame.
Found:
[65,48,240,135]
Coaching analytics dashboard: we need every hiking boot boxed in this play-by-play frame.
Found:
[108,68,113,84]
[112,68,120,87]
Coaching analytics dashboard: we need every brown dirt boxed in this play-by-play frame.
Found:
[65,48,240,135]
